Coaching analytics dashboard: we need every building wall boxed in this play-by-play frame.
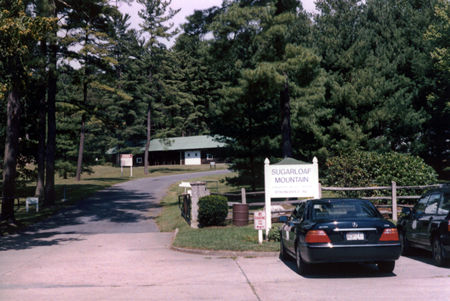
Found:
[110,148,225,166]
[185,150,201,165]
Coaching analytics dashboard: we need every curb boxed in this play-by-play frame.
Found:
[170,228,279,258]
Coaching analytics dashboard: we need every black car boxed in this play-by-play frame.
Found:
[279,198,401,275]
[397,186,450,266]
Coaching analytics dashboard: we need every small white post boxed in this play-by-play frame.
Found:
[392,181,397,222]
[130,166,133,177]
[264,158,272,237]
[258,230,263,244]
[313,157,320,199]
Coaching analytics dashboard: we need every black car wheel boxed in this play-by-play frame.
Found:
[400,231,410,255]
[378,261,395,273]
[295,243,311,275]
[432,236,446,267]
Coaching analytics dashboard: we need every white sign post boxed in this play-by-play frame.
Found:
[264,157,320,236]
[254,211,266,244]
[120,154,133,177]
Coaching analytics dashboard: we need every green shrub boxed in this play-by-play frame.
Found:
[325,151,437,199]
[268,227,281,242]
[198,195,229,227]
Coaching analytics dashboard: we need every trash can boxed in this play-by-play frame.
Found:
[233,204,249,226]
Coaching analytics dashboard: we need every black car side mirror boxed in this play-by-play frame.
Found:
[279,216,288,223]
[402,207,412,215]
[290,218,301,226]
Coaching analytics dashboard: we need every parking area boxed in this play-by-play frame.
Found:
[1,232,448,301]
[240,252,449,301]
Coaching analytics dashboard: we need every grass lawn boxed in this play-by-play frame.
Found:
[156,172,281,252]
[1,164,227,235]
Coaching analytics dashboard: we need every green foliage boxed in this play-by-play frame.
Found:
[198,195,229,227]
[268,226,281,242]
[207,1,318,189]
[325,151,438,198]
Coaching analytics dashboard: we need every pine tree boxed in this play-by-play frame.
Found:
[137,0,179,174]
[0,0,55,221]
[62,0,119,181]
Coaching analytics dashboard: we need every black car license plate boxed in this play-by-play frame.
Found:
[346,232,365,240]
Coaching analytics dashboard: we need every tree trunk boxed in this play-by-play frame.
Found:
[1,89,21,222]
[35,40,47,198]
[75,80,87,181]
[144,106,151,175]
[35,82,46,198]
[75,116,85,181]
[44,41,57,205]
[280,76,292,158]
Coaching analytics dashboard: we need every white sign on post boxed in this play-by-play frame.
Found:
[120,154,133,177]
[264,157,319,236]
[267,165,318,197]
[254,211,266,244]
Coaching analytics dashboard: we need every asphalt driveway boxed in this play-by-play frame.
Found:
[1,170,449,300]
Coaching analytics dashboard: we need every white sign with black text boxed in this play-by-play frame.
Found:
[264,157,320,234]
[120,154,133,177]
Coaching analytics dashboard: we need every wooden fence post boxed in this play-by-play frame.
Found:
[241,188,246,204]
[391,181,397,222]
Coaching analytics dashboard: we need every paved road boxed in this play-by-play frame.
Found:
[1,170,449,300]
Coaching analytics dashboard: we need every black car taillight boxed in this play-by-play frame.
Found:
[379,228,399,241]
[305,230,331,243]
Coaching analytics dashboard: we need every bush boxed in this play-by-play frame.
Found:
[198,195,229,227]
[268,227,281,242]
[325,151,437,199]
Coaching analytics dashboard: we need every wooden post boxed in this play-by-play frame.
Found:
[241,188,246,204]
[392,181,397,222]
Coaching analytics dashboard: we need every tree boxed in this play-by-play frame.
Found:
[311,0,436,159]
[0,0,55,221]
[62,0,119,181]
[207,0,318,189]
[423,0,450,178]
[137,0,179,174]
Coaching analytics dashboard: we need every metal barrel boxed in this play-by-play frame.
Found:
[232,204,249,226]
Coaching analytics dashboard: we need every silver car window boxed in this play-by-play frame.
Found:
[437,192,450,215]
[414,195,430,215]
[424,193,440,214]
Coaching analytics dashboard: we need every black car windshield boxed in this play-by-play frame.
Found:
[312,200,380,220]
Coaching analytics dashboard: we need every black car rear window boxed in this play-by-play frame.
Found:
[312,200,380,220]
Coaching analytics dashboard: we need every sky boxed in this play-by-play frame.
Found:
[119,0,317,45]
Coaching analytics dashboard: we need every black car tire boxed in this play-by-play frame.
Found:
[400,231,411,255]
[295,243,311,275]
[378,261,395,273]
[432,236,447,267]
[280,236,288,260]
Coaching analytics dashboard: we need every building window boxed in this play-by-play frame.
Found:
[207,153,213,160]
[136,157,142,164]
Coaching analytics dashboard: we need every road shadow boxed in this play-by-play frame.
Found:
[402,248,450,268]
[0,186,160,251]
[0,231,83,251]
[280,256,396,278]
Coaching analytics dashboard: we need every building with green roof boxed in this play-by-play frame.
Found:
[143,135,226,165]
[107,135,226,166]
